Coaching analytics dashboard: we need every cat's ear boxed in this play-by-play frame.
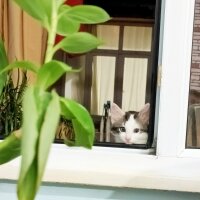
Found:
[110,103,125,126]
[137,103,150,126]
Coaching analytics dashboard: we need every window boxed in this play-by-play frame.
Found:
[186,0,200,148]
[54,0,161,149]
[84,22,153,114]
[84,21,154,148]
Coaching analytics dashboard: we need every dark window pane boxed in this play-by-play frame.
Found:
[186,0,200,148]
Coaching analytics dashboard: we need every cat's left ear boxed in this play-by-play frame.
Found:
[110,103,125,126]
[137,103,150,126]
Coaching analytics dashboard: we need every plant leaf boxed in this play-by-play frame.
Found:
[56,32,102,54]
[17,86,40,199]
[37,91,60,187]
[17,161,37,200]
[16,71,28,104]
[58,4,71,13]
[64,5,110,24]
[17,86,52,200]
[57,0,66,7]
[0,38,8,68]
[13,0,54,28]
[0,61,39,74]
[0,38,8,95]
[0,130,21,165]
[36,60,78,89]
[57,5,80,36]
[60,98,95,148]
[57,16,80,36]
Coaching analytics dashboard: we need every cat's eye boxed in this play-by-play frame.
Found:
[111,127,126,133]
[133,128,140,133]
[119,127,126,132]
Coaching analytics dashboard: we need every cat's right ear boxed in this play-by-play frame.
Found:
[137,103,150,126]
[110,103,125,126]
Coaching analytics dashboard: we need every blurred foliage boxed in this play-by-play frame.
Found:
[0,1,110,199]
[0,70,27,137]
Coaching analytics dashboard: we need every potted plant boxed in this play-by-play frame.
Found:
[0,1,110,200]
[0,68,27,137]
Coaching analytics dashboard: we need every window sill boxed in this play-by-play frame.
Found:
[0,144,200,193]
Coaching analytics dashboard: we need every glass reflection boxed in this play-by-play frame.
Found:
[186,0,200,148]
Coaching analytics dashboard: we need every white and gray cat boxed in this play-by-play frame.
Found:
[110,103,150,144]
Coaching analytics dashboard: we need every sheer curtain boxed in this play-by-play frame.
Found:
[122,58,148,111]
[90,56,116,115]
[90,25,118,115]
[123,26,152,51]
[122,26,151,111]
[0,0,47,83]
[92,25,151,113]
[65,55,86,104]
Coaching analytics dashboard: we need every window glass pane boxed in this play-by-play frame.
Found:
[186,0,200,148]
[123,26,152,51]
[122,58,148,111]
[64,55,86,104]
[90,56,116,115]
[96,25,120,50]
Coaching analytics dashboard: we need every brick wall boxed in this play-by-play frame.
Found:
[191,0,200,91]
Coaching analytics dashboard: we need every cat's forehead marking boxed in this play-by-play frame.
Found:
[125,111,139,121]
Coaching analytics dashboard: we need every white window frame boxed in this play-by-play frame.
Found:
[156,0,197,158]
[1,0,200,194]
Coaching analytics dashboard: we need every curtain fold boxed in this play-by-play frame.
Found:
[122,58,148,111]
[91,56,116,115]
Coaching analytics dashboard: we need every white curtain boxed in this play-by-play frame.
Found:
[122,58,148,111]
[90,56,116,115]
[123,26,152,51]
[65,55,86,104]
[94,25,151,113]
[96,25,119,50]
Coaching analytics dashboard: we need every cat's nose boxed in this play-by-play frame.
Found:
[125,136,131,143]
[125,138,131,144]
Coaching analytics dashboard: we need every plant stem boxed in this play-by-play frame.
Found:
[44,1,58,63]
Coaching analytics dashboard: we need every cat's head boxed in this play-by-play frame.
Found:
[110,103,150,144]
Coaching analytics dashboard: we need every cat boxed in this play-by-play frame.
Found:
[110,103,150,144]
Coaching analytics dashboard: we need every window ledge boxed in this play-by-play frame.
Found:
[0,144,200,193]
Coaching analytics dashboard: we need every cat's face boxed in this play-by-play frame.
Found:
[112,112,148,144]
[110,103,150,145]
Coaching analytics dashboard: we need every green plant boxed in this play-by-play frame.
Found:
[0,1,110,200]
[0,70,27,136]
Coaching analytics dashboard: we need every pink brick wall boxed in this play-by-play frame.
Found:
[191,0,200,91]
